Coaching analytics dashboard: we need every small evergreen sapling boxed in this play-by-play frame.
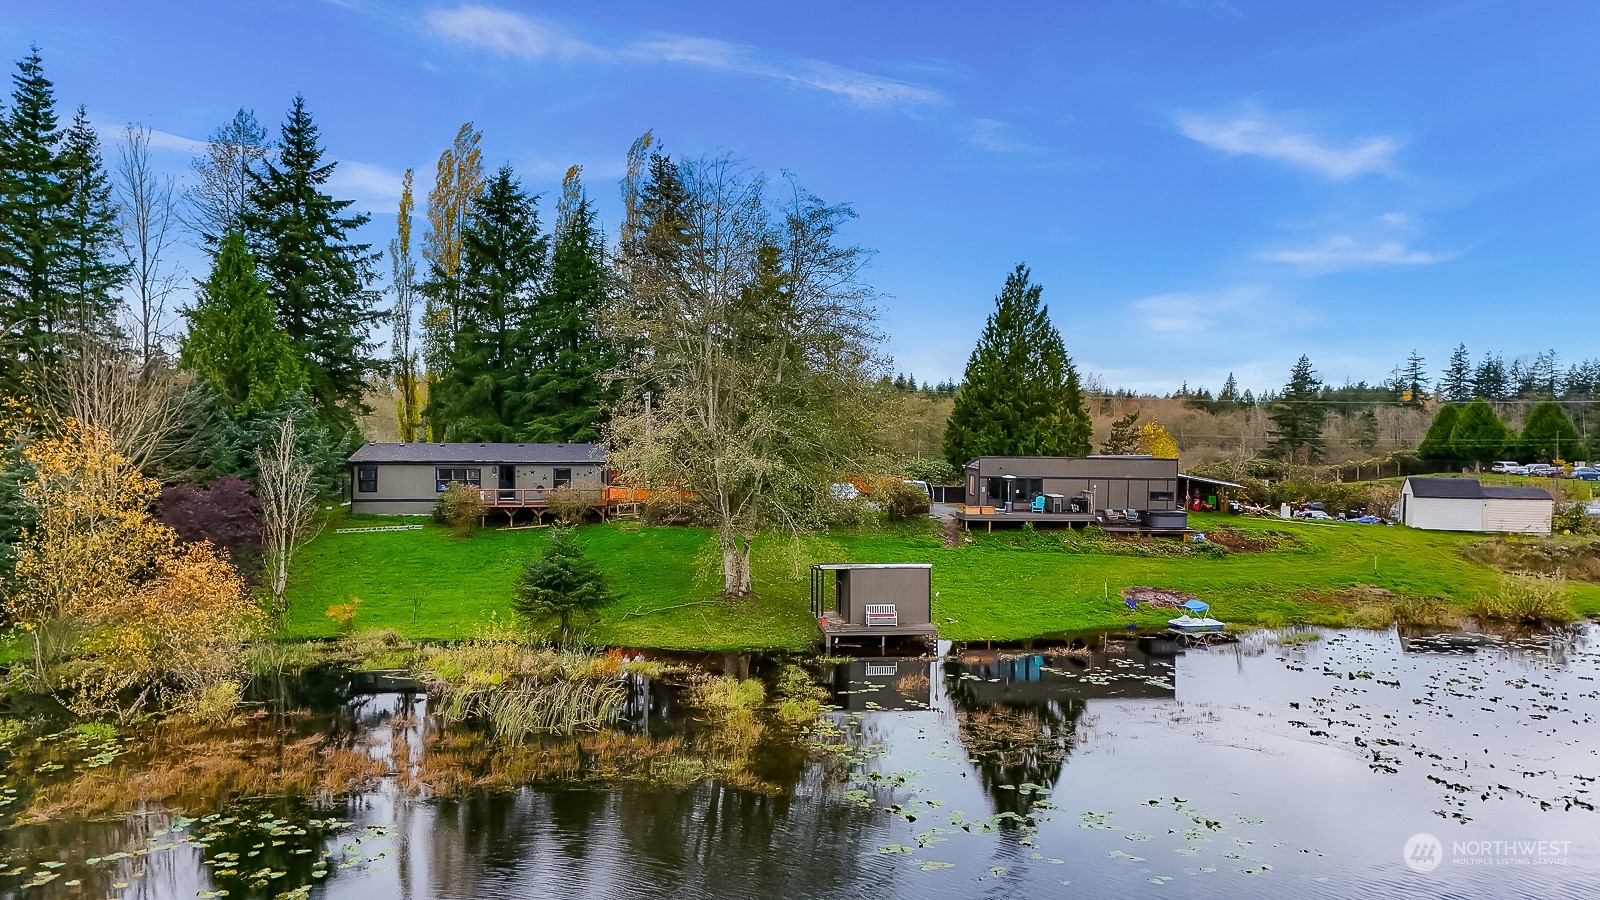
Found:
[513,527,613,646]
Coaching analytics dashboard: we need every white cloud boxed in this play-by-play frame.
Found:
[92,121,208,155]
[1176,109,1398,179]
[327,160,406,209]
[1257,235,1456,270]
[1131,284,1313,335]
[424,5,944,111]
[966,118,1052,155]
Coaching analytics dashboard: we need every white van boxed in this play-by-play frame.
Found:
[1490,461,1522,474]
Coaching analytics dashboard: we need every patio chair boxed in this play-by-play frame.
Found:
[1124,508,1140,523]
[1031,495,1047,513]
[1102,509,1123,523]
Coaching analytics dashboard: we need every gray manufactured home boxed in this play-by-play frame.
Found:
[348,442,606,515]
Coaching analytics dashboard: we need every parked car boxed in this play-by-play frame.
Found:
[1491,461,1522,474]
[1510,466,1530,476]
[901,479,933,498]
[1526,464,1560,477]
[1571,467,1600,481]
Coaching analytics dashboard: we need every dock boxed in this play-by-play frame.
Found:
[818,612,938,653]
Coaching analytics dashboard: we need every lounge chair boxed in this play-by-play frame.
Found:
[1102,509,1123,523]
[1031,495,1047,513]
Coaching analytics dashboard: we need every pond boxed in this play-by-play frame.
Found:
[3,624,1598,898]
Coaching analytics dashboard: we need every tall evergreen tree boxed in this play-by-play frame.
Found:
[55,106,126,334]
[942,264,1092,469]
[0,46,69,395]
[1416,404,1461,460]
[242,96,380,425]
[180,231,304,416]
[1217,372,1243,407]
[525,174,615,442]
[1519,401,1582,462]
[1473,354,1509,401]
[1449,399,1511,466]
[425,166,547,441]
[1100,410,1142,454]
[1439,342,1473,402]
[1267,355,1326,462]
[1394,349,1427,405]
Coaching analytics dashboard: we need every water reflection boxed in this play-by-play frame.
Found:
[4,624,1599,899]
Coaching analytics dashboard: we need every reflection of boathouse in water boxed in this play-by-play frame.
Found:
[828,657,937,711]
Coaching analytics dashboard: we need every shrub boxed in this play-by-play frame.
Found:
[1470,573,1575,625]
[545,487,591,526]
[1553,503,1595,536]
[187,679,243,723]
[874,478,932,522]
[325,596,363,633]
[155,475,265,575]
[433,482,483,535]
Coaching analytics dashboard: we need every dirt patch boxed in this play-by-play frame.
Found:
[1203,526,1291,553]
[1122,586,1196,609]
[1459,537,1600,583]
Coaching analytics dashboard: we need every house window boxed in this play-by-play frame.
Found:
[1150,491,1174,502]
[435,467,481,491]
[553,468,573,489]
[357,466,378,493]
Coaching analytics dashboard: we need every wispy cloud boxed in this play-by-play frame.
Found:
[93,121,207,155]
[1176,109,1398,179]
[327,160,406,209]
[424,5,944,111]
[1257,235,1456,270]
[966,118,1053,155]
[1132,284,1314,335]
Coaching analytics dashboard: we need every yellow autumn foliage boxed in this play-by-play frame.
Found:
[6,419,263,719]
[1136,420,1180,459]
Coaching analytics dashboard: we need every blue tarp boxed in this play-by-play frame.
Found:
[1181,599,1210,614]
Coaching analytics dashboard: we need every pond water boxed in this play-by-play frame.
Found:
[3,624,1598,899]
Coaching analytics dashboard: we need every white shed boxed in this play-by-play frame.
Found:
[1399,478,1553,535]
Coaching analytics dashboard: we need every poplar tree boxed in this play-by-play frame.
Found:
[425,166,546,441]
[242,96,380,425]
[942,264,1092,469]
[0,46,69,395]
[55,106,126,334]
[1267,355,1325,462]
[421,122,485,384]
[180,231,303,416]
[526,167,614,442]
[388,169,422,441]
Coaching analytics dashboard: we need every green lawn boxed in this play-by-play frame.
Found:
[285,512,1600,650]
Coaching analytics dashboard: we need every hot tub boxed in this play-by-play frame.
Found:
[1145,509,1188,530]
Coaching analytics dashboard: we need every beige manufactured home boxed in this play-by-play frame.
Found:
[1399,477,1553,535]
[349,442,606,515]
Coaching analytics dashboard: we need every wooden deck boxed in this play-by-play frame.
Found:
[818,613,937,653]
[951,509,1192,535]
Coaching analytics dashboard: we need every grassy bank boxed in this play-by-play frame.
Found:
[285,512,1600,650]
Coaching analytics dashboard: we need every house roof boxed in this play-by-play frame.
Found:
[811,563,932,571]
[349,442,605,465]
[1404,477,1552,502]
[1179,472,1245,489]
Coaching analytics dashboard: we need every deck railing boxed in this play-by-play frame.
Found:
[476,488,606,507]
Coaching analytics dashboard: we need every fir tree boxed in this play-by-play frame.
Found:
[0,46,69,395]
[1217,372,1242,406]
[942,264,1092,469]
[180,231,304,416]
[1449,400,1511,466]
[1100,410,1142,454]
[1439,343,1473,402]
[525,185,614,442]
[1395,350,1427,405]
[1519,401,1582,462]
[54,106,126,334]
[1267,355,1325,462]
[513,526,613,646]
[1417,404,1461,460]
[425,166,547,441]
[242,95,380,425]
[1473,354,1509,401]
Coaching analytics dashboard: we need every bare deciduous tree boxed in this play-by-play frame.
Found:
[40,336,188,473]
[115,124,182,367]
[187,108,269,245]
[608,156,881,596]
[256,416,318,625]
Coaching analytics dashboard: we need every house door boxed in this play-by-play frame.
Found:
[498,466,516,490]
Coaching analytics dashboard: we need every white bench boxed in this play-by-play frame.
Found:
[865,604,898,626]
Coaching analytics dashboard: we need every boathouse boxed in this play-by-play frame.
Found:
[810,563,937,653]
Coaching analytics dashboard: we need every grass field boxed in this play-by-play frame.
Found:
[284,511,1600,650]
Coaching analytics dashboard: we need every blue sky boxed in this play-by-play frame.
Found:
[8,1,1599,393]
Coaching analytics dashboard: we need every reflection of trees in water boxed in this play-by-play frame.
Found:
[945,660,1085,819]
